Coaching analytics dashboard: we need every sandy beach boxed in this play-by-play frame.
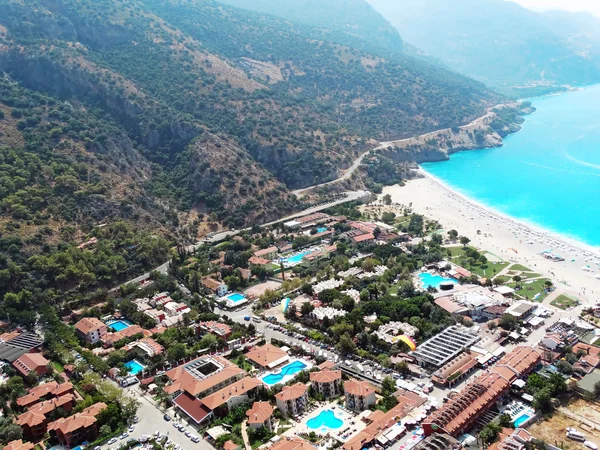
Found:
[382,171,600,303]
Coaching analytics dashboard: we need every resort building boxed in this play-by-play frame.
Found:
[74,317,107,344]
[352,233,375,245]
[423,346,540,437]
[196,321,233,340]
[275,383,308,417]
[198,377,263,416]
[374,321,419,344]
[125,337,164,357]
[0,331,44,364]
[412,434,462,450]
[488,428,533,450]
[202,277,228,297]
[5,440,35,450]
[246,401,275,432]
[431,353,478,387]
[344,389,427,450]
[505,301,535,318]
[101,325,149,347]
[310,369,342,398]
[17,393,76,442]
[17,381,74,409]
[254,246,278,260]
[249,256,271,266]
[310,307,346,322]
[411,325,480,368]
[164,301,191,317]
[47,402,107,447]
[13,353,50,377]
[344,379,376,411]
[245,344,289,370]
[268,437,315,450]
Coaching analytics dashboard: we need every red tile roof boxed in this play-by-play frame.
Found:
[201,377,263,410]
[74,317,106,334]
[47,402,106,435]
[245,344,288,368]
[352,233,375,243]
[267,437,315,450]
[13,353,49,376]
[275,383,308,402]
[246,401,274,425]
[310,369,341,384]
[344,379,375,397]
[5,440,35,450]
[173,392,211,423]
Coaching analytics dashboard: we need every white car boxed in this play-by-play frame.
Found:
[584,442,599,450]
[129,425,135,432]
[107,438,118,445]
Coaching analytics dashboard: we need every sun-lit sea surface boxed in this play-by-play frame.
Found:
[422,84,600,247]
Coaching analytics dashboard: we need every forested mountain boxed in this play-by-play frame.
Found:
[0,0,502,233]
[367,0,600,95]
[217,0,405,56]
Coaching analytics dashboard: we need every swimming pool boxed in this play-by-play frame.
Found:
[513,413,531,427]
[227,293,246,302]
[261,360,307,386]
[124,360,145,376]
[281,251,310,266]
[107,319,132,332]
[317,227,327,233]
[307,410,344,430]
[418,272,457,289]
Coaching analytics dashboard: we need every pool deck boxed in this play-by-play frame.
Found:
[283,402,364,440]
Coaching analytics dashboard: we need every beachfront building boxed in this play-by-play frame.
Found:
[244,344,289,371]
[246,401,275,432]
[275,383,308,417]
[344,379,376,411]
[309,370,342,398]
[74,317,107,344]
[423,346,540,437]
[412,325,479,369]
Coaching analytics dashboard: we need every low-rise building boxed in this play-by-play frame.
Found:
[101,325,149,347]
[202,277,228,297]
[5,440,35,450]
[246,401,275,432]
[267,437,315,450]
[254,247,278,260]
[196,321,233,340]
[74,318,107,344]
[244,344,289,371]
[47,402,107,447]
[13,353,50,378]
[310,307,346,322]
[412,325,480,369]
[344,379,376,411]
[125,337,164,357]
[17,381,74,409]
[431,353,478,387]
[275,383,308,417]
[310,370,342,398]
[17,393,76,442]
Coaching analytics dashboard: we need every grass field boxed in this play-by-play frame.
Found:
[551,294,580,310]
[509,264,532,272]
[508,278,552,302]
[446,246,509,277]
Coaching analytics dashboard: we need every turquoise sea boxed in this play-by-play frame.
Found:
[422,84,600,247]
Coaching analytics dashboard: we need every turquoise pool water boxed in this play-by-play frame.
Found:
[513,413,530,427]
[317,227,327,233]
[419,273,457,289]
[108,320,132,332]
[283,297,291,312]
[282,251,310,265]
[307,410,344,430]
[422,84,600,247]
[262,360,307,385]
[125,360,145,375]
[227,293,246,302]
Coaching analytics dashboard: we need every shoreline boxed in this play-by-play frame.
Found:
[419,168,600,260]
[382,176,600,299]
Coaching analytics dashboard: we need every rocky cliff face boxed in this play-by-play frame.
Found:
[378,103,534,164]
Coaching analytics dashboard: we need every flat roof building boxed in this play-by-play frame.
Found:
[412,326,479,368]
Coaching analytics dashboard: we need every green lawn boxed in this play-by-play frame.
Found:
[446,246,509,277]
[509,264,532,272]
[507,278,552,302]
[520,272,541,279]
[51,361,64,373]
[551,294,580,310]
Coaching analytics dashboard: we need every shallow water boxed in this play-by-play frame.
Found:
[423,85,600,247]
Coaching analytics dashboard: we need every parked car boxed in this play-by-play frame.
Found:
[164,414,172,421]
[584,442,598,450]
[191,436,200,443]
[120,432,129,440]
[129,425,135,432]
[107,438,118,445]
[244,316,251,321]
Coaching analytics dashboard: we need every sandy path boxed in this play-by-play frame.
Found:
[382,172,600,303]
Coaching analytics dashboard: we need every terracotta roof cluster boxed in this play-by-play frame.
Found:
[249,256,271,266]
[353,233,375,244]
[267,436,315,450]
[254,246,278,258]
[5,440,35,450]
[344,390,426,450]
[246,401,274,425]
[164,355,245,397]
[432,353,477,385]
[17,381,73,408]
[13,353,49,376]
[201,377,263,410]
[47,402,106,435]
[275,383,308,402]
[344,379,376,397]
[310,369,341,384]
[317,360,335,371]
[74,317,106,334]
[126,337,164,356]
[17,394,75,427]
[245,344,288,368]
[423,346,540,437]
[202,277,224,291]
[102,325,149,346]
[198,321,232,337]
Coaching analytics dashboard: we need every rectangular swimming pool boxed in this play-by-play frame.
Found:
[107,319,132,332]
[513,413,530,427]
[419,272,457,289]
[227,293,246,302]
[124,360,145,375]
[281,251,310,265]
[261,360,307,386]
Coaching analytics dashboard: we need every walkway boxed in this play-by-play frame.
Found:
[241,421,252,450]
